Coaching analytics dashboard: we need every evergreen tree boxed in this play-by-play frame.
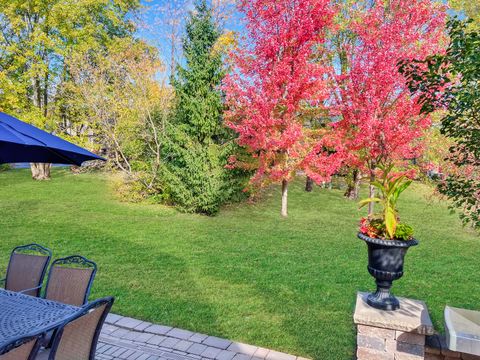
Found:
[162,0,245,215]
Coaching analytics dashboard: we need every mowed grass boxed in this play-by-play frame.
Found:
[0,169,479,360]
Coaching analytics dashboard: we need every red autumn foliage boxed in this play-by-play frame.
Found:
[223,0,336,187]
[306,0,447,180]
[224,0,447,216]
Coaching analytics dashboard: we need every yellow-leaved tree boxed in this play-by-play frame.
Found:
[68,38,172,198]
[449,0,479,30]
[0,0,139,179]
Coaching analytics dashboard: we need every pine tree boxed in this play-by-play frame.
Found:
[162,0,244,215]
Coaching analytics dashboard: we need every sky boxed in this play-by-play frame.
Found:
[137,0,242,79]
[136,0,462,80]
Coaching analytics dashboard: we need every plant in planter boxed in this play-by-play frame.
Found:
[358,164,418,311]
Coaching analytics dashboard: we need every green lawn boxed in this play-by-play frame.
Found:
[0,169,478,360]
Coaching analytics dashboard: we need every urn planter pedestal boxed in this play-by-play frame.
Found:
[358,232,418,311]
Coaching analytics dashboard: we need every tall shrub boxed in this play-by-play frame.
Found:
[162,0,244,215]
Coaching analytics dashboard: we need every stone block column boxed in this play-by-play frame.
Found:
[354,292,435,360]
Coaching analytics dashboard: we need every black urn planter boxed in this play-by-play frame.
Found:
[358,232,418,311]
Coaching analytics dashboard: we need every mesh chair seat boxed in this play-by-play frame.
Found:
[2,244,51,297]
[45,256,97,306]
[48,297,114,360]
[0,334,42,360]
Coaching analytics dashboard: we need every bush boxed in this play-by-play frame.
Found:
[161,131,248,215]
[0,164,11,172]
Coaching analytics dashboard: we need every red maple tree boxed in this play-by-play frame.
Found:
[306,0,446,213]
[223,0,335,217]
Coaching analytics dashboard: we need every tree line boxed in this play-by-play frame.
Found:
[0,0,479,225]
[0,0,246,215]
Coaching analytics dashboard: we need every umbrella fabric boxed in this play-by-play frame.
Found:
[0,112,104,166]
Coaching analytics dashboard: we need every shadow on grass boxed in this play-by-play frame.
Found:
[81,229,224,336]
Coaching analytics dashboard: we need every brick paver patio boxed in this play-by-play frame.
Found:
[97,314,308,360]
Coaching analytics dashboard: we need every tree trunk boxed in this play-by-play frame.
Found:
[170,24,176,77]
[281,179,288,217]
[30,163,51,180]
[43,71,49,117]
[368,171,375,215]
[344,169,361,200]
[305,176,313,192]
[30,73,52,180]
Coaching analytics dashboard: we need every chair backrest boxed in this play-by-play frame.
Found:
[45,255,97,306]
[5,244,52,297]
[0,334,42,360]
[49,297,114,360]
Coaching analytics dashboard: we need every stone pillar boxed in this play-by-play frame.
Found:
[354,292,435,360]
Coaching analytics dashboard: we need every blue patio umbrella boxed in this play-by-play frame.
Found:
[0,112,104,166]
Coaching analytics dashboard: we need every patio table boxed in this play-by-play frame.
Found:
[0,289,79,348]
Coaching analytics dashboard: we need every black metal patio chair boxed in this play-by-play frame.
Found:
[44,255,97,306]
[0,333,43,360]
[0,244,52,297]
[38,297,114,360]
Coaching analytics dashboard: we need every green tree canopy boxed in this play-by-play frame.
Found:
[0,0,139,118]
[400,18,480,227]
[0,0,139,178]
